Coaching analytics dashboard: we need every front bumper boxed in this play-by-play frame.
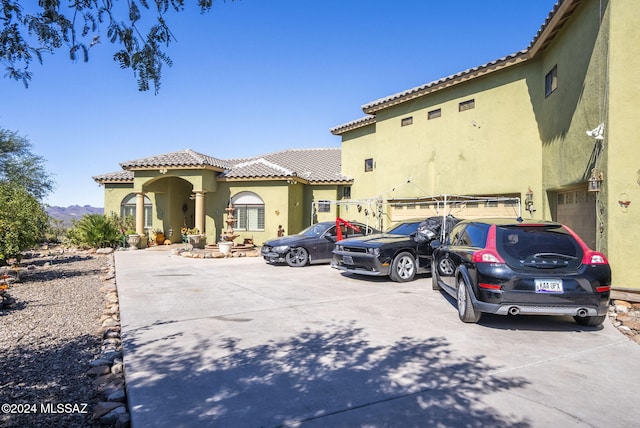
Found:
[331,252,390,276]
[261,249,287,264]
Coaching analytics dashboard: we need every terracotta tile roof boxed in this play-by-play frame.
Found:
[330,115,376,136]
[360,50,528,114]
[93,148,352,185]
[224,148,352,183]
[120,149,229,170]
[223,158,295,178]
[92,170,134,183]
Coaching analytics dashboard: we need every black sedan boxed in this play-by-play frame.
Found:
[332,216,459,282]
[431,218,611,325]
[261,220,379,267]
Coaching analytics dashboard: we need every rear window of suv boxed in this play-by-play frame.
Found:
[496,225,583,268]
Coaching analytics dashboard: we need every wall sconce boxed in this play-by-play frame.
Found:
[525,187,535,214]
[588,168,604,192]
[275,210,280,216]
[618,193,631,209]
[159,168,168,174]
[286,179,297,185]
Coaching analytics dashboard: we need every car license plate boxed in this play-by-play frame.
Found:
[535,279,563,293]
[343,255,354,265]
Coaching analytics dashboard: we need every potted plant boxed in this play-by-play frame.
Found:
[152,228,165,245]
[181,227,205,249]
[125,229,140,250]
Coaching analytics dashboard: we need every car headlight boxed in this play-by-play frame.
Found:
[367,247,380,256]
[335,244,343,251]
[273,245,289,253]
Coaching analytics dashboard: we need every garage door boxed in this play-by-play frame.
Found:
[556,188,597,249]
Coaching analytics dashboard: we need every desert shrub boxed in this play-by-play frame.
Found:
[67,214,122,248]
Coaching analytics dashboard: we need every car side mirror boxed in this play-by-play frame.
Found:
[430,240,442,249]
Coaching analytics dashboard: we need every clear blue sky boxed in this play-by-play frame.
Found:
[0,0,557,208]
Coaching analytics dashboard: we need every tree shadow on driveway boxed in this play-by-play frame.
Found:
[124,320,530,427]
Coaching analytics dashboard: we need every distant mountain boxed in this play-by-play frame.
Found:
[46,205,104,226]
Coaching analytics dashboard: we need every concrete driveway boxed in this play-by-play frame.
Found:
[115,248,640,427]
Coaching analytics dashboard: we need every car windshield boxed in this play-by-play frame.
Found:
[298,223,330,238]
[386,222,420,236]
[496,225,583,268]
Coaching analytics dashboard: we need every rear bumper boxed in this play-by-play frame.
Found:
[471,263,611,317]
[474,301,608,317]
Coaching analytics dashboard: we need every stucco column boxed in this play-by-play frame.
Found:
[135,192,146,235]
[194,191,206,235]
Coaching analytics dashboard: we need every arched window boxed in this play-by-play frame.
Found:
[231,192,265,232]
[121,194,152,229]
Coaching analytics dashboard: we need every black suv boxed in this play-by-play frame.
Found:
[332,216,459,282]
[431,218,611,325]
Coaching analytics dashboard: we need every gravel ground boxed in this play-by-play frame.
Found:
[0,249,108,428]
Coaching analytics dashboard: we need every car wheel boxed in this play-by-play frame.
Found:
[389,252,416,282]
[431,260,441,291]
[573,315,606,326]
[457,278,481,323]
[285,247,309,267]
[438,258,455,275]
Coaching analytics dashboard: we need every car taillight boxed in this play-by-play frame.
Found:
[472,250,504,263]
[596,286,611,293]
[472,225,505,263]
[562,225,609,265]
[583,251,609,265]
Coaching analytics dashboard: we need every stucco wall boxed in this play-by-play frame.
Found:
[339,63,541,223]
[607,0,640,289]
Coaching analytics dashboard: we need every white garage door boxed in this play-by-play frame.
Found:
[556,188,597,249]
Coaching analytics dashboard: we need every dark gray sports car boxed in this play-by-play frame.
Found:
[261,220,379,267]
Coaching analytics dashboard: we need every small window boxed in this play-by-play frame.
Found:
[364,158,374,172]
[545,65,558,97]
[459,99,475,112]
[342,187,351,199]
[428,109,441,120]
[318,200,331,213]
[401,116,413,126]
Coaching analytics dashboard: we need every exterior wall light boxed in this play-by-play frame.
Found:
[588,169,604,192]
[525,187,535,214]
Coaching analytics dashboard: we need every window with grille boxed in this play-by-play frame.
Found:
[318,200,331,213]
[120,194,152,229]
[428,109,442,120]
[231,191,265,231]
[236,205,265,231]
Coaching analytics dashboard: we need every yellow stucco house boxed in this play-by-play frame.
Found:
[93,148,352,246]
[95,0,639,293]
